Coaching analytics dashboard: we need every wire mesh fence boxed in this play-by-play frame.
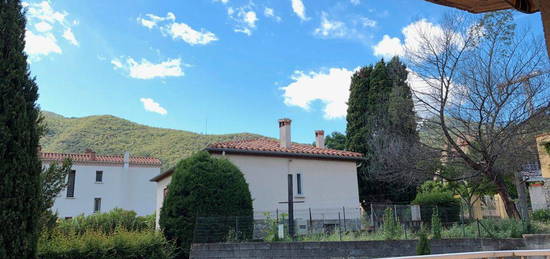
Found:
[192,203,520,243]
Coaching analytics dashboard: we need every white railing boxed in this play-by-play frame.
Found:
[379,249,550,259]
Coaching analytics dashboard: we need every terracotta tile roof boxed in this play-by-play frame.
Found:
[40,152,162,166]
[206,138,363,161]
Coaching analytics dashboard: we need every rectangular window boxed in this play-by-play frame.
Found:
[95,171,103,182]
[296,173,303,195]
[66,170,76,198]
[94,198,101,213]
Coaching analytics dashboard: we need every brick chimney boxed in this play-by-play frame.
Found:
[278,118,292,148]
[315,130,325,148]
[85,148,96,160]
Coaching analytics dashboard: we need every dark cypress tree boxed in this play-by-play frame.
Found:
[0,1,43,258]
[346,58,419,204]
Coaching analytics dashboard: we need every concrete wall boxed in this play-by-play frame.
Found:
[190,238,528,258]
[155,176,171,228]
[47,162,160,217]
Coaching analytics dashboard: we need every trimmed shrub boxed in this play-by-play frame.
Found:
[57,208,154,235]
[412,191,460,223]
[38,229,174,259]
[532,209,550,223]
[431,208,442,239]
[159,152,253,258]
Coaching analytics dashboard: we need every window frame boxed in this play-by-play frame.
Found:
[95,170,103,183]
[296,173,303,195]
[94,197,101,213]
[66,170,76,198]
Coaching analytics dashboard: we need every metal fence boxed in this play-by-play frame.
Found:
[192,199,521,243]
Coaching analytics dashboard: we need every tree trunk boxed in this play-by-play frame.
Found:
[492,173,520,219]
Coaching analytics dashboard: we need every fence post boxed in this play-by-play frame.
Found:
[476,220,481,238]
[276,208,279,225]
[370,203,375,231]
[338,212,342,241]
[235,216,239,240]
[343,206,347,232]
[309,208,313,234]
[393,205,398,223]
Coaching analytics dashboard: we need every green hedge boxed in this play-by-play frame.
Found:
[412,191,461,223]
[38,229,174,259]
[57,208,154,235]
[532,209,550,223]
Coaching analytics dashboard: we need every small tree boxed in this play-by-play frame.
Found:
[39,159,73,232]
[159,152,253,258]
[382,208,402,240]
[431,208,442,239]
[416,226,431,255]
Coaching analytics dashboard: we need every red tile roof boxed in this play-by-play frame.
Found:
[206,138,363,161]
[40,152,162,166]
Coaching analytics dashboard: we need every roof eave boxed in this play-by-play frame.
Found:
[150,168,174,182]
[205,147,365,162]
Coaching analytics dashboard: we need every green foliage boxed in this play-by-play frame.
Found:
[431,208,442,239]
[346,57,419,203]
[416,227,431,255]
[532,209,550,223]
[382,208,402,240]
[442,219,525,239]
[412,192,461,223]
[38,229,174,259]
[544,142,550,156]
[262,212,281,242]
[0,1,43,257]
[40,111,261,169]
[40,159,73,232]
[56,209,154,235]
[418,181,451,194]
[159,152,253,258]
[324,131,347,150]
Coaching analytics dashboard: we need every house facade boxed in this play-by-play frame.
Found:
[41,149,161,218]
[152,118,363,229]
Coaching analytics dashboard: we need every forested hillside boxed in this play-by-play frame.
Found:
[40,111,261,169]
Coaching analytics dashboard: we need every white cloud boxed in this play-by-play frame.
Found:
[350,0,360,5]
[291,0,308,21]
[24,31,61,60]
[281,68,356,119]
[24,1,78,60]
[140,98,168,115]
[314,13,347,38]
[34,21,52,32]
[228,6,258,36]
[360,17,377,28]
[372,35,404,58]
[372,19,464,59]
[264,7,282,22]
[62,28,78,46]
[139,12,218,45]
[213,0,229,4]
[111,57,185,80]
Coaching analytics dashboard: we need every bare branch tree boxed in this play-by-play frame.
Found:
[406,11,550,219]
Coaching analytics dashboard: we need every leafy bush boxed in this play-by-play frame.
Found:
[532,209,550,223]
[57,208,154,235]
[382,208,402,240]
[412,191,460,223]
[431,208,442,239]
[442,219,525,239]
[38,229,174,259]
[159,152,253,258]
[416,227,431,255]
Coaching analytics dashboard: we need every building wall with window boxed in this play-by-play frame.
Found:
[41,150,161,218]
[212,154,360,217]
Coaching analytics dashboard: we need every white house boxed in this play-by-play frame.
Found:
[41,149,161,218]
[151,118,363,230]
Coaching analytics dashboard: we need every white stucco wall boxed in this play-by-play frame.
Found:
[46,162,160,218]
[154,176,171,229]
[154,153,361,225]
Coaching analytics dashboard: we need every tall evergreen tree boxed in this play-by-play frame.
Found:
[346,58,419,204]
[0,1,43,258]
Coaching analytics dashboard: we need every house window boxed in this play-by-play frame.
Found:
[163,187,168,199]
[94,198,101,213]
[95,171,103,182]
[296,173,303,195]
[66,170,76,197]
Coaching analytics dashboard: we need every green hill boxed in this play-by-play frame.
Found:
[40,111,262,169]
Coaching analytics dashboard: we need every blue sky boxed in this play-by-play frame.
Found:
[24,0,544,143]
